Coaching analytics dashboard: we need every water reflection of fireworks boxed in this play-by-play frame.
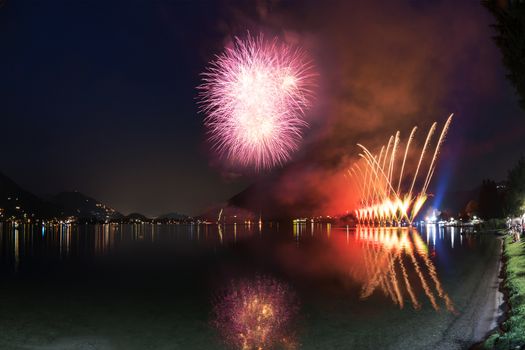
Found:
[212,276,299,350]
[355,227,456,313]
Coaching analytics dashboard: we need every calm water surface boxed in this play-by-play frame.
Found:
[0,222,499,349]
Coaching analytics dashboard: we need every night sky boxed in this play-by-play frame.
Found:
[1,0,524,217]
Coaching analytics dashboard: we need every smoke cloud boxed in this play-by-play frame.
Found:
[217,0,500,218]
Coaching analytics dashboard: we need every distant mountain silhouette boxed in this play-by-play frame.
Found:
[227,181,313,220]
[0,171,59,219]
[48,191,123,221]
[0,172,196,222]
[0,172,125,221]
[156,212,190,220]
[125,212,151,221]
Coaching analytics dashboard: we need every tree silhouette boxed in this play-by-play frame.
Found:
[483,0,525,111]
[506,155,525,215]
[478,179,505,219]
[465,199,479,217]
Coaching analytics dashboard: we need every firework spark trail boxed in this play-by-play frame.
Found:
[354,164,367,205]
[358,147,404,222]
[363,159,372,207]
[410,194,428,222]
[358,154,380,223]
[422,114,454,194]
[382,137,393,194]
[408,122,437,199]
[369,153,384,208]
[351,116,453,225]
[376,146,385,201]
[350,165,367,206]
[358,147,398,196]
[397,127,417,194]
[347,169,360,200]
[388,132,400,196]
[353,165,366,200]
[199,34,315,170]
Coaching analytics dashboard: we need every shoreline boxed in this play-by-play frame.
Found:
[469,234,506,347]
[482,234,525,348]
[432,231,504,350]
[480,236,506,339]
[472,234,507,349]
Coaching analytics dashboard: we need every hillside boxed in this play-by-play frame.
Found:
[49,191,123,221]
[0,172,124,221]
[0,172,59,219]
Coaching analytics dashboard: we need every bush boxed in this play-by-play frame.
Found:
[480,218,507,231]
[485,237,525,349]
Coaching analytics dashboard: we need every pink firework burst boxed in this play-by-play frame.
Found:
[211,276,299,349]
[198,33,315,170]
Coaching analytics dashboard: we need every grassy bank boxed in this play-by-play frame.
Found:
[485,235,525,349]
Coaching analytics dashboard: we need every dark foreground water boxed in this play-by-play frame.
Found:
[0,222,500,349]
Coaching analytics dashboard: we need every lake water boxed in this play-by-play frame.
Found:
[0,222,500,349]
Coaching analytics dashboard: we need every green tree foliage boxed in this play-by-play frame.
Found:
[506,155,525,215]
[483,0,525,110]
[478,179,505,219]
